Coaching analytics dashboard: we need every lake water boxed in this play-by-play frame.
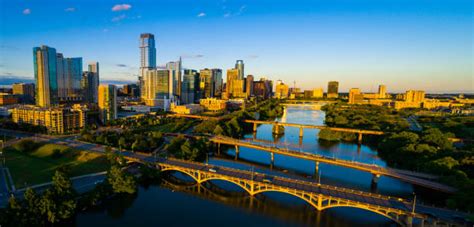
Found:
[76,106,430,226]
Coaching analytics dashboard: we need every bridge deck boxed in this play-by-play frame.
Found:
[211,136,456,193]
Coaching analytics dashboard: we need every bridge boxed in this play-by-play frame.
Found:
[152,157,464,226]
[245,119,384,143]
[209,136,456,193]
[2,131,468,226]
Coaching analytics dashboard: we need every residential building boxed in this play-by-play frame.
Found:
[327,81,339,98]
[139,33,156,74]
[0,93,19,105]
[98,84,117,124]
[181,69,200,104]
[226,68,241,98]
[11,105,87,134]
[122,84,139,97]
[200,98,226,111]
[304,90,313,99]
[34,45,58,107]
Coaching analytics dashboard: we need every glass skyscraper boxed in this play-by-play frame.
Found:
[181,69,200,104]
[33,45,58,107]
[140,33,156,71]
[235,60,244,80]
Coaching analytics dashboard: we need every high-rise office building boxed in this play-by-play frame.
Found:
[98,84,117,124]
[63,57,83,100]
[235,60,244,80]
[56,53,66,99]
[81,71,99,104]
[226,68,243,98]
[143,69,170,108]
[181,69,200,104]
[200,68,222,98]
[327,81,339,98]
[123,84,139,97]
[166,58,182,100]
[378,85,387,99]
[245,75,254,97]
[12,83,35,103]
[34,45,58,107]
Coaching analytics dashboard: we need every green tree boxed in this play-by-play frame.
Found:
[39,171,77,223]
[107,165,136,194]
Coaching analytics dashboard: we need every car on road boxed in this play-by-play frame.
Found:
[263,176,273,183]
[209,168,217,173]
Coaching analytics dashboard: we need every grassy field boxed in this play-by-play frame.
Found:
[4,143,110,188]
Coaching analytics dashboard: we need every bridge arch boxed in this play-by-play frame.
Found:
[160,167,200,183]
[200,177,254,195]
[321,205,404,226]
[252,189,320,211]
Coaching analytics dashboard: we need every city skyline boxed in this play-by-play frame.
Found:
[0,0,472,93]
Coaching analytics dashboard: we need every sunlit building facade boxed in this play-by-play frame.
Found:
[98,84,117,124]
[327,81,339,98]
[34,45,58,107]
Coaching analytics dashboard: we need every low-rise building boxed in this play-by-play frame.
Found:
[0,93,19,105]
[11,105,87,134]
[200,98,227,111]
[170,104,203,114]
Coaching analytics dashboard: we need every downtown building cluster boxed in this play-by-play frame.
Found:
[8,45,117,134]
[136,33,273,113]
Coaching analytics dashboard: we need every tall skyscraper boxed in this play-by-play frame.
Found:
[63,57,83,100]
[235,60,244,79]
[245,75,254,97]
[226,68,242,98]
[181,69,200,104]
[139,33,156,102]
[253,78,273,99]
[88,62,99,75]
[140,33,156,72]
[98,84,117,124]
[166,58,182,100]
[327,81,339,98]
[200,68,222,98]
[378,85,387,99]
[34,45,58,107]
[143,69,170,108]
[56,53,66,99]
[81,71,99,104]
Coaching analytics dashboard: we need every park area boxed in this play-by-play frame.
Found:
[4,140,109,189]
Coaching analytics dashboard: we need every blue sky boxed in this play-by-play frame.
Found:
[0,0,472,93]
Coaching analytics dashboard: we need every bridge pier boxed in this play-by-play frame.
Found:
[315,161,319,178]
[270,152,275,166]
[235,145,239,160]
[217,143,221,155]
[357,133,363,144]
[299,127,304,138]
[371,173,381,186]
[253,123,258,133]
[274,123,280,135]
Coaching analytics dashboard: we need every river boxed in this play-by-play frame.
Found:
[75,106,428,226]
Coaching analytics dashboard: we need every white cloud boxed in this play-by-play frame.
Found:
[65,7,76,12]
[197,12,206,17]
[112,4,132,12]
[111,14,126,22]
[22,8,31,15]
